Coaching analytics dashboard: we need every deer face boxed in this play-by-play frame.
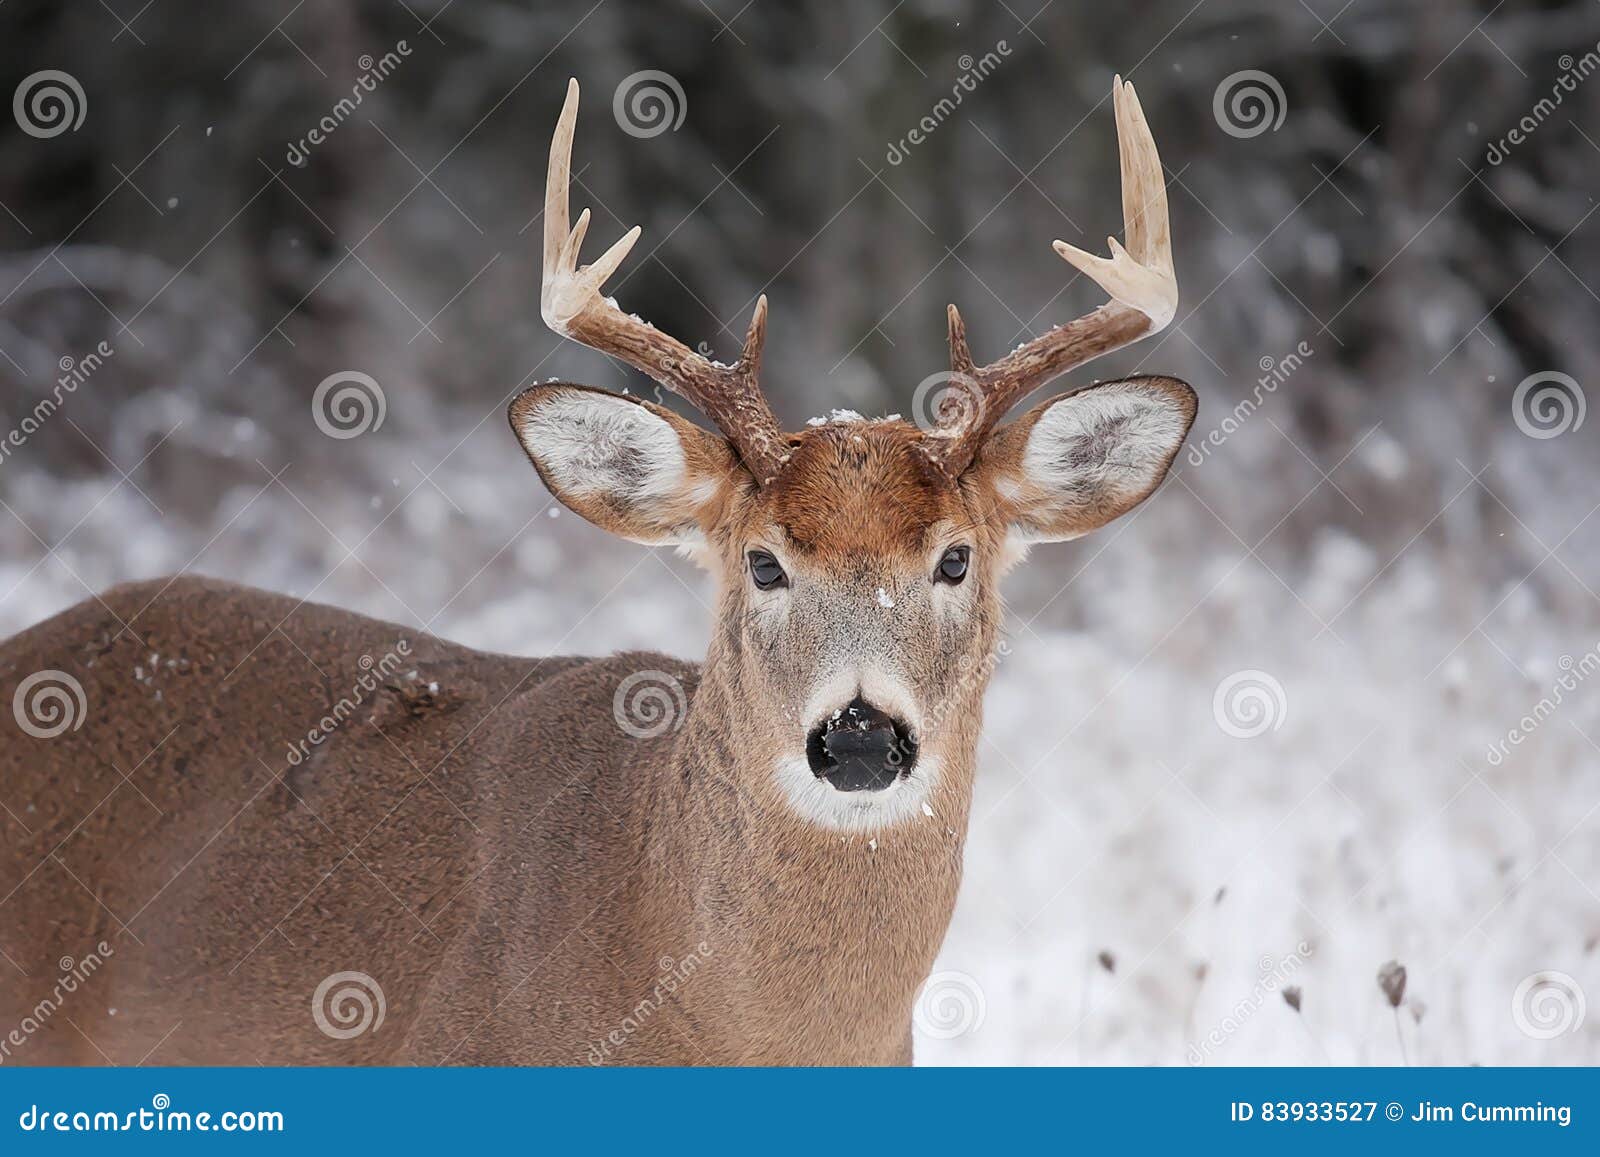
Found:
[510,374,1194,830]
[513,74,1194,829]
[719,417,1001,827]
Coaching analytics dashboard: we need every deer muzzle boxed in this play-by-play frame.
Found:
[806,696,917,792]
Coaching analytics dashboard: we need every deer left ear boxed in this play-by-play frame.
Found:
[508,383,744,547]
[973,375,1197,545]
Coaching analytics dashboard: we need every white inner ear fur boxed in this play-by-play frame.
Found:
[516,391,716,550]
[1013,382,1188,541]
[517,391,687,501]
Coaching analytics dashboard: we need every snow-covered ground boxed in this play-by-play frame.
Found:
[1,368,1595,1066]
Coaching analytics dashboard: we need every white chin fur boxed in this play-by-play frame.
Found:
[774,754,939,833]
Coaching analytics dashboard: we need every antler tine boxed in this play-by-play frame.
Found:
[542,79,578,296]
[1114,76,1173,280]
[1052,76,1175,318]
[539,79,789,485]
[946,303,975,377]
[923,76,1178,477]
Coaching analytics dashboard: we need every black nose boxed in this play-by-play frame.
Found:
[806,696,917,792]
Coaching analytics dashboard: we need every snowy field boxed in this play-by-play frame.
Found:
[2,0,1598,1066]
[1,365,1596,1066]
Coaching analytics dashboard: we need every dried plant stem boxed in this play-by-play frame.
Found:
[1182,967,1206,1056]
[1303,1019,1333,1064]
[1077,957,1094,1065]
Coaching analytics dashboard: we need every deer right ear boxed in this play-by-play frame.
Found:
[972,374,1197,546]
[509,384,743,547]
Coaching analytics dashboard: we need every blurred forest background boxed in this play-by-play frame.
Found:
[1,0,1598,1064]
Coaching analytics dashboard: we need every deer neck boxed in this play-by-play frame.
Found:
[638,638,980,1063]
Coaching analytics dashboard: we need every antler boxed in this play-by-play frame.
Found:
[922,76,1178,477]
[542,78,789,485]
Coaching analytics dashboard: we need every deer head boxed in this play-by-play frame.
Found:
[511,78,1195,832]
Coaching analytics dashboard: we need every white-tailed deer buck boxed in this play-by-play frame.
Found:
[0,77,1193,1065]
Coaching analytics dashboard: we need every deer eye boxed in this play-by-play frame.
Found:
[747,550,788,591]
[936,546,970,585]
